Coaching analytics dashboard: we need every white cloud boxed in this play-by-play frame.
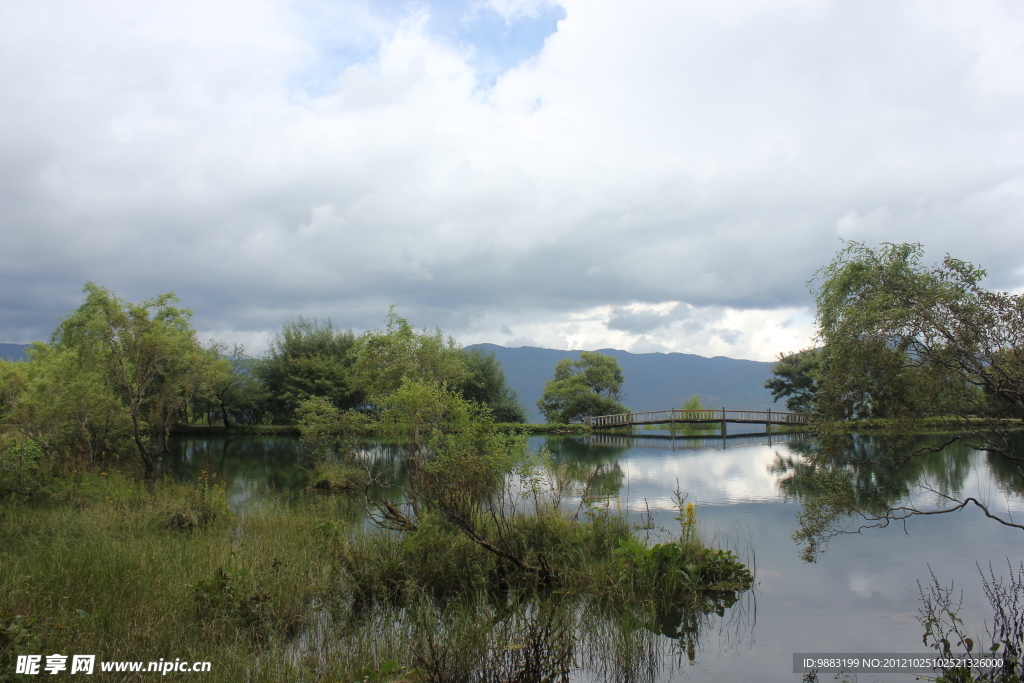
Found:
[2,0,1023,360]
[456,301,815,361]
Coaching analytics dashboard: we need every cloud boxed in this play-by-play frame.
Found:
[606,302,728,335]
[606,303,684,334]
[455,302,814,360]
[2,0,1023,362]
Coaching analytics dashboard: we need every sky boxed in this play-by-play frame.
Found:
[2,0,1023,361]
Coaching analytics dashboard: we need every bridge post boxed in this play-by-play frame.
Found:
[766,408,771,434]
[721,406,727,437]
[670,408,675,438]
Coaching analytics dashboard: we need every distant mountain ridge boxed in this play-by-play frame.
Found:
[466,344,777,422]
[0,343,30,361]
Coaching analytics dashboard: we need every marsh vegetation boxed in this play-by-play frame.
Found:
[0,287,753,682]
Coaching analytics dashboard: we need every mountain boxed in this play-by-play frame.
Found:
[0,343,31,362]
[466,344,777,422]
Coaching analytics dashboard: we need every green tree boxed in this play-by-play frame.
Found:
[797,241,1024,552]
[0,343,130,465]
[372,379,546,575]
[764,348,823,413]
[294,395,369,466]
[195,343,270,427]
[455,348,526,423]
[812,241,1021,425]
[369,380,496,522]
[537,352,628,423]
[255,317,362,422]
[682,394,704,411]
[352,309,468,404]
[50,283,227,491]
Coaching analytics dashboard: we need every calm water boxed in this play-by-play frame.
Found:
[161,432,1024,682]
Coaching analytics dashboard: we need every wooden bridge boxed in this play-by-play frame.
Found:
[584,408,810,435]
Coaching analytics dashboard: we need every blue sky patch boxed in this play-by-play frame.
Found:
[427,0,566,83]
[292,0,564,97]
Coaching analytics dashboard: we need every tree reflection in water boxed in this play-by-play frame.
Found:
[769,432,1024,562]
[295,584,756,682]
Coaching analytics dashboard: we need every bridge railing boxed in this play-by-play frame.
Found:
[585,409,810,429]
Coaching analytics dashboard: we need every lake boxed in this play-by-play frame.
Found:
[161,431,1024,682]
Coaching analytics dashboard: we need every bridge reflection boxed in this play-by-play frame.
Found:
[580,431,809,451]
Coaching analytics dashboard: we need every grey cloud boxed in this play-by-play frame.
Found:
[715,329,743,345]
[606,307,679,334]
[606,304,726,335]
[627,336,671,353]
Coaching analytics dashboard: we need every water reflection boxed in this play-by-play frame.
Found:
[575,434,809,511]
[158,431,1024,681]
[770,432,1024,560]
[160,433,810,509]
[296,588,757,683]
[162,431,1024,540]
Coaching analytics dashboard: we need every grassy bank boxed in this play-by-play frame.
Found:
[172,422,594,437]
[819,415,1024,433]
[172,424,301,436]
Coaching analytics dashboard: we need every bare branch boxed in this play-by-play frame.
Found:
[840,497,1024,535]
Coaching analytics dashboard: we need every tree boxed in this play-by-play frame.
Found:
[195,343,270,427]
[0,343,130,465]
[255,317,362,422]
[795,241,1024,554]
[813,241,1023,427]
[455,348,526,423]
[352,309,469,405]
[682,394,704,411]
[764,348,823,413]
[51,283,227,492]
[294,395,368,467]
[538,352,628,424]
[370,378,555,577]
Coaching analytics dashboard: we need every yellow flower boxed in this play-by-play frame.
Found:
[685,502,697,530]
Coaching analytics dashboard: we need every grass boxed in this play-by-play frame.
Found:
[1,452,753,682]
[174,422,594,437]
[173,424,301,436]
[310,462,369,492]
[0,469,354,682]
[493,423,592,434]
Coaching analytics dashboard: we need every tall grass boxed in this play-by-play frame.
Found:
[1,470,354,681]
[2,456,753,682]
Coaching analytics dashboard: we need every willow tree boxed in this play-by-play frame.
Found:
[814,242,1024,428]
[51,283,228,492]
[799,242,1024,554]
[765,348,823,414]
[0,343,129,465]
[455,347,527,423]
